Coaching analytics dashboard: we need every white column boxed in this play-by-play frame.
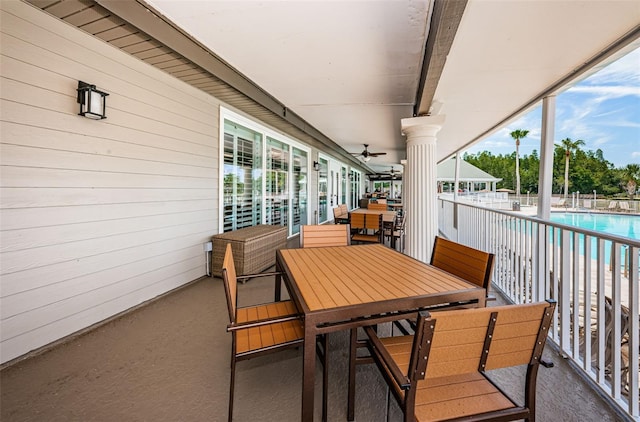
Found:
[537,95,556,220]
[453,153,461,202]
[401,115,445,263]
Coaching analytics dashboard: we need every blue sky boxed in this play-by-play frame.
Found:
[465,47,640,169]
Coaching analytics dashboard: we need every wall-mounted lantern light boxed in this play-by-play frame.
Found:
[77,81,109,120]
[313,161,320,171]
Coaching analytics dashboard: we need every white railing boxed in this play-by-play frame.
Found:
[438,198,639,420]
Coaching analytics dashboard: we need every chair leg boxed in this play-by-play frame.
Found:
[347,328,357,421]
[322,334,328,422]
[229,354,236,422]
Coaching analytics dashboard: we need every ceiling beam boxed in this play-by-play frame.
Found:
[414,0,468,117]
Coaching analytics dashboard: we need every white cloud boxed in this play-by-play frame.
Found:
[568,85,640,98]
[585,48,640,87]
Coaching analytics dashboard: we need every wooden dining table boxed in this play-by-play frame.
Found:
[274,244,486,421]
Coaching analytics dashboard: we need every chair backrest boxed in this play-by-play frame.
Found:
[221,243,238,325]
[408,301,555,382]
[430,236,495,289]
[620,201,630,210]
[332,206,342,220]
[349,212,366,229]
[609,201,617,209]
[300,224,351,248]
[365,213,382,231]
[340,203,348,215]
[368,203,388,211]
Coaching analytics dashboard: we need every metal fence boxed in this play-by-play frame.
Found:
[438,198,639,419]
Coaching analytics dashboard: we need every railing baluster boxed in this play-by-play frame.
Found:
[611,243,622,400]
[628,245,638,417]
[596,238,606,385]
[583,234,592,374]
[561,229,571,355]
[573,231,581,359]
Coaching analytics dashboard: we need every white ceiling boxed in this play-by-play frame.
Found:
[146,0,640,174]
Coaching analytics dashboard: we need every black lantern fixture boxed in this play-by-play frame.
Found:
[313,161,320,171]
[77,81,109,120]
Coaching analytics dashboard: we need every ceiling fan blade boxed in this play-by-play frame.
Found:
[369,152,387,156]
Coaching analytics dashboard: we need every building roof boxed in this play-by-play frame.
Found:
[437,159,501,183]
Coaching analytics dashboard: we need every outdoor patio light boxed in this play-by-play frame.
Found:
[313,161,320,171]
[77,81,109,119]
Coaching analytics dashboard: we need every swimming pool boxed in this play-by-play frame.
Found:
[550,212,639,241]
[548,212,639,265]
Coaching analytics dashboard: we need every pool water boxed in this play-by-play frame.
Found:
[550,212,639,240]
[549,212,639,265]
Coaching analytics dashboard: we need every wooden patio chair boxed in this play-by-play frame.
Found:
[300,224,351,248]
[430,236,495,301]
[350,212,383,244]
[332,204,349,224]
[351,301,556,422]
[221,244,328,421]
[368,202,389,211]
[383,213,406,251]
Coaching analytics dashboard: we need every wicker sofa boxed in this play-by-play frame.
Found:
[211,225,288,277]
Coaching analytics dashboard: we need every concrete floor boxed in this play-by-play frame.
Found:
[0,240,628,421]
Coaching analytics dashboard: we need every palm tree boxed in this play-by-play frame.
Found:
[621,163,640,198]
[510,129,529,196]
[558,138,585,199]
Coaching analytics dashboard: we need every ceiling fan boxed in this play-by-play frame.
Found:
[380,166,400,179]
[350,144,387,162]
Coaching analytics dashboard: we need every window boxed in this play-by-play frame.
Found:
[221,109,310,235]
[266,137,289,227]
[223,121,262,232]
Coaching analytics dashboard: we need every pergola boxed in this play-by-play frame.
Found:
[436,158,502,193]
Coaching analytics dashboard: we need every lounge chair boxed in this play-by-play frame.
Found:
[553,198,567,208]
[619,201,631,212]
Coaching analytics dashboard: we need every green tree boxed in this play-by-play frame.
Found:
[510,129,529,196]
[558,138,585,199]
[621,164,640,197]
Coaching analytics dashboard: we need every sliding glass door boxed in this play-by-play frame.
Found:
[266,137,289,227]
[223,121,263,231]
[292,148,308,234]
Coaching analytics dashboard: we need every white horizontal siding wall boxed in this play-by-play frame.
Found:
[0,1,219,364]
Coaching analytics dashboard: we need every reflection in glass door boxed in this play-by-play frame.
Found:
[340,166,347,206]
[266,137,289,227]
[318,158,328,223]
[291,148,308,234]
[349,169,361,209]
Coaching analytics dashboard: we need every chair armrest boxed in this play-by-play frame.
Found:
[236,271,282,282]
[364,325,411,389]
[486,295,497,302]
[227,314,301,332]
